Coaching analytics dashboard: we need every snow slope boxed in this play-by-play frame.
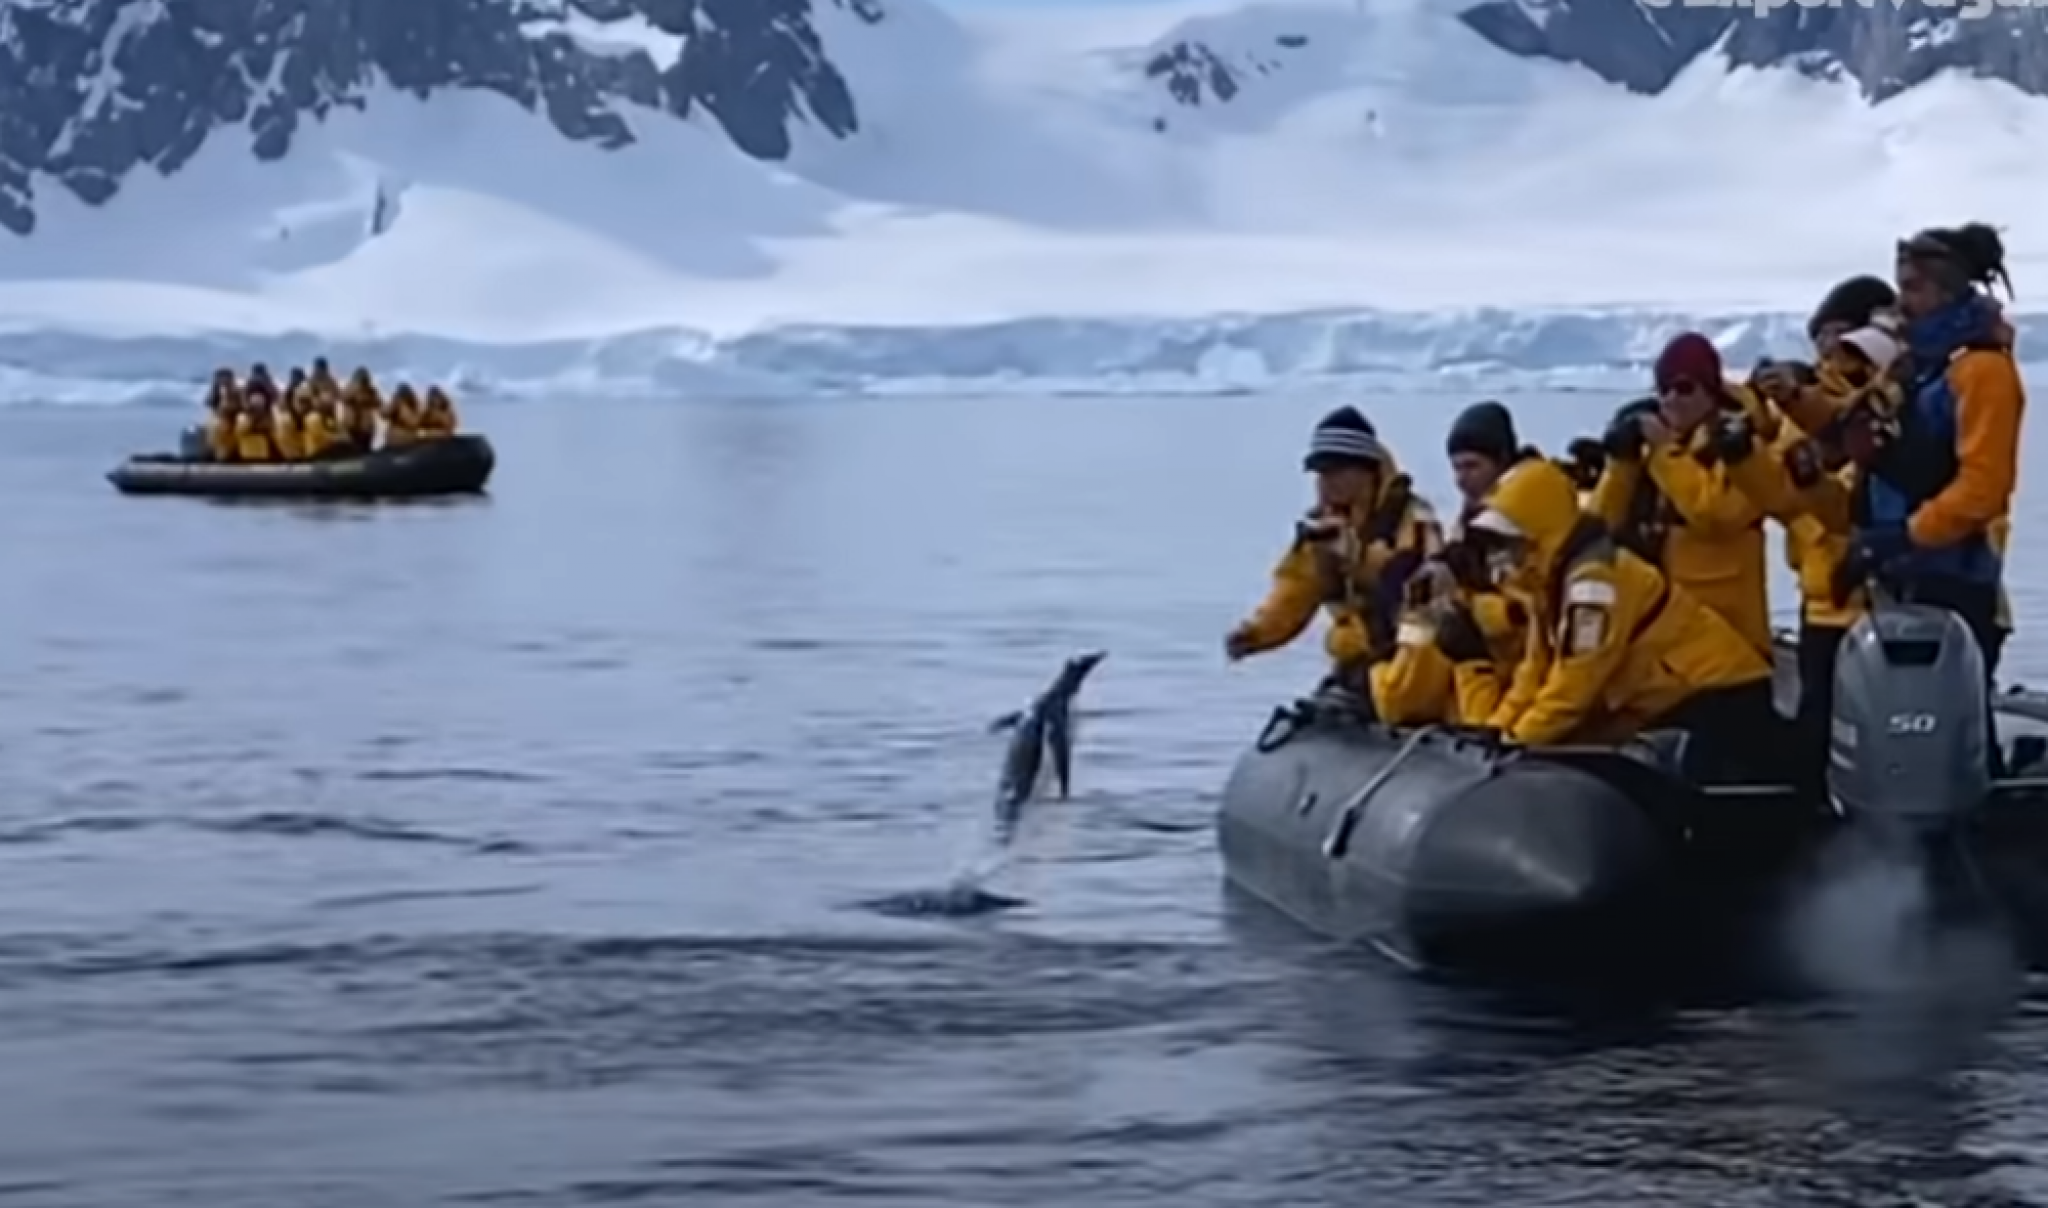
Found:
[1,0,2046,399]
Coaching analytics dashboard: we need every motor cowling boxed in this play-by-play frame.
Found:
[1827,603,1990,833]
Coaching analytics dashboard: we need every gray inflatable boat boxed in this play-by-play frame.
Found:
[1219,600,2048,974]
[108,434,494,500]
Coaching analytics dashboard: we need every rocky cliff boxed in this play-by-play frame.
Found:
[0,0,879,235]
[1460,2,2048,101]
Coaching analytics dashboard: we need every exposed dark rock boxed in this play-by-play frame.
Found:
[1456,0,2048,101]
[0,0,873,236]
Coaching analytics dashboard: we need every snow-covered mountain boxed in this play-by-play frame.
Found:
[0,0,2044,399]
[0,0,880,237]
[1459,2,2048,100]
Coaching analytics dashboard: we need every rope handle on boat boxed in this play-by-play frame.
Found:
[1254,699,1317,753]
[1322,724,1441,860]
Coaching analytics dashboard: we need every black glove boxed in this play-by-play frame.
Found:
[1603,408,1647,462]
[1708,412,1756,465]
[1432,604,1490,664]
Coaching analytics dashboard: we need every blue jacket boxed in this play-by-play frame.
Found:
[1858,298,2003,585]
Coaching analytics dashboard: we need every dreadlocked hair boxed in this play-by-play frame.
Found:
[1899,222,2014,299]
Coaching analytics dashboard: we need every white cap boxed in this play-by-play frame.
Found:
[1467,507,1522,539]
[1840,325,1901,372]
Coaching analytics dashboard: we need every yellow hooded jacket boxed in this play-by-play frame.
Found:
[1586,388,1772,653]
[1370,589,1529,725]
[1233,469,1444,673]
[1466,458,1771,745]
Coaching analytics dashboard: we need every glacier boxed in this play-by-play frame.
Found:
[1,0,2046,403]
[13,305,2048,407]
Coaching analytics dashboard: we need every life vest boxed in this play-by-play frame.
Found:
[1853,345,2002,586]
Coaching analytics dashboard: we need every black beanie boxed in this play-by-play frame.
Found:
[1808,275,1897,339]
[1445,400,1517,464]
[1304,405,1385,470]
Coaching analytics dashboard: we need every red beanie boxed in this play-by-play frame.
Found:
[1654,332,1723,392]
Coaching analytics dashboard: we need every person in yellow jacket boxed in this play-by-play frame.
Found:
[298,388,339,458]
[1587,332,1772,655]
[204,369,241,461]
[1456,457,1779,782]
[1370,402,1531,724]
[1225,406,1443,696]
[383,384,425,447]
[270,388,305,460]
[1725,275,1902,792]
[235,392,277,462]
[307,357,342,407]
[419,386,460,438]
[1374,583,1529,726]
[340,369,383,451]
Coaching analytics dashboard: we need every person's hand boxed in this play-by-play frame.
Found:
[1224,625,1258,661]
[1432,604,1490,664]
[1752,359,1815,406]
[1640,413,1677,449]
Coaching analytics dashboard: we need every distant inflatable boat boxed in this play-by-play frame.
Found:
[1218,604,2048,977]
[107,434,495,499]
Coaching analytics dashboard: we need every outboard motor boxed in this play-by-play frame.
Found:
[178,425,209,461]
[1827,602,1990,836]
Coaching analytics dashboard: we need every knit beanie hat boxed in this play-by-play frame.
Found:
[1808,275,1898,339]
[1445,400,1518,464]
[1303,405,1385,471]
[1654,332,1723,393]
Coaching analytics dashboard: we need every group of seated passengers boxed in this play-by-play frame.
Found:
[203,358,459,462]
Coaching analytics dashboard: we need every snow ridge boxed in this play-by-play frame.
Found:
[6,305,2044,406]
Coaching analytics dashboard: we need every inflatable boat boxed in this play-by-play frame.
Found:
[107,434,494,499]
[1218,599,2048,974]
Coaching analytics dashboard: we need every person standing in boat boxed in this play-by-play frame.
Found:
[1722,275,1904,793]
[339,369,383,452]
[1372,401,1531,724]
[1585,333,1774,655]
[233,388,276,463]
[306,357,342,409]
[418,386,460,439]
[243,363,281,410]
[297,385,340,459]
[382,384,425,447]
[1225,406,1443,701]
[1458,457,1778,781]
[203,369,242,462]
[1834,224,2024,683]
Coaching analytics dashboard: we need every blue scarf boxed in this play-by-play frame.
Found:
[1905,293,1998,383]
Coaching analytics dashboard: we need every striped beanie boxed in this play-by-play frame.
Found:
[1303,406,1385,471]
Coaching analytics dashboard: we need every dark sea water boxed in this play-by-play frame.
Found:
[6,390,2048,1208]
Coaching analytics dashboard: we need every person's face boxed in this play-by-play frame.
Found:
[1450,452,1500,503]
[1896,258,1946,321]
[1658,378,1714,432]
[1313,464,1377,511]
